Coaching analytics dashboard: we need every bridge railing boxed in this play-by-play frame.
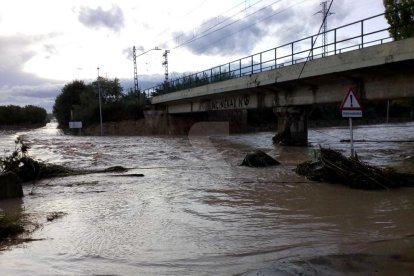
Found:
[143,11,401,99]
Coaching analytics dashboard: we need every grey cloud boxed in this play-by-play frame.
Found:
[78,5,124,32]
[0,35,62,112]
[0,36,35,71]
[0,83,63,113]
[123,45,145,60]
[43,44,58,59]
[119,74,165,91]
[123,47,133,60]
[275,0,352,46]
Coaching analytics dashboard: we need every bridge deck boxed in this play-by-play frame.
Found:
[152,37,414,108]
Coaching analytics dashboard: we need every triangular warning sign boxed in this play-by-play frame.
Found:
[340,89,362,110]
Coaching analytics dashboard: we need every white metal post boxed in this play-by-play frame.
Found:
[97,67,103,136]
[349,117,354,157]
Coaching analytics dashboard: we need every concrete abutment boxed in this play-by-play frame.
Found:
[273,106,309,146]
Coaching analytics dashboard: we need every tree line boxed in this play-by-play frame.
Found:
[0,105,47,126]
[53,78,144,129]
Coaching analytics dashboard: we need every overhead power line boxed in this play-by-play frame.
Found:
[179,0,312,54]
[172,0,265,48]
[173,0,284,50]
[155,0,210,39]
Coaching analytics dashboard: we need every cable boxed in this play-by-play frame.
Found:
[158,0,247,47]
[155,0,210,39]
[180,0,311,54]
[173,0,283,50]
[174,0,265,46]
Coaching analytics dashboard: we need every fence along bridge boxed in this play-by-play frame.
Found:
[146,12,414,145]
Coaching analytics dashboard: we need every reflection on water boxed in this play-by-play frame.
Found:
[0,122,413,275]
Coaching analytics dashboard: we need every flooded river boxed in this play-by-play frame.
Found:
[0,122,413,275]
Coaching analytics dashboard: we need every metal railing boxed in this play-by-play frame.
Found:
[142,11,401,98]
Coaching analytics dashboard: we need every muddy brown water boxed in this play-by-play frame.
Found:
[0,122,413,275]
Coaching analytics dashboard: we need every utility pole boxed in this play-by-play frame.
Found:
[316,1,334,56]
[131,46,162,99]
[97,67,103,136]
[162,50,170,85]
[133,46,139,93]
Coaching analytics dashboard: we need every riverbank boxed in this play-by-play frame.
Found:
[0,123,47,131]
[78,117,413,136]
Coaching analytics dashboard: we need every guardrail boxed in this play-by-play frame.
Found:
[142,11,399,99]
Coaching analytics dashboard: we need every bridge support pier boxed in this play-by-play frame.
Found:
[273,107,308,146]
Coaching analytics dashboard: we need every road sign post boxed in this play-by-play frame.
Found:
[340,89,363,157]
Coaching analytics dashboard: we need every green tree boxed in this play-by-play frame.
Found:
[72,87,99,125]
[91,77,123,104]
[383,0,414,39]
[53,80,88,128]
[122,88,145,120]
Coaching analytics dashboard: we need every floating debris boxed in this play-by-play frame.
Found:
[110,174,144,177]
[46,212,67,222]
[241,150,280,167]
[295,147,414,190]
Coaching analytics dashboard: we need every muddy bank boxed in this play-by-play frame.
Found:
[81,119,149,136]
[79,116,414,136]
[0,198,41,251]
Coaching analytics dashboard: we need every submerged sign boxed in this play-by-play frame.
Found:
[342,110,362,117]
[69,121,82,129]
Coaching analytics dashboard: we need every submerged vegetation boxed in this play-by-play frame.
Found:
[0,136,132,183]
[296,147,414,190]
[0,214,25,240]
[0,136,79,183]
[0,213,40,250]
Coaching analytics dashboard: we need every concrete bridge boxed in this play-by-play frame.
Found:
[146,15,414,144]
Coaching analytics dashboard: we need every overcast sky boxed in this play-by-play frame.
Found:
[0,0,387,112]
